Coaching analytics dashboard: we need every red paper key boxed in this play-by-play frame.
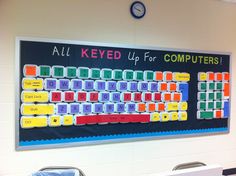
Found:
[77,92,87,102]
[123,92,131,102]
[133,92,142,102]
[90,92,99,102]
[64,91,74,102]
[51,91,62,102]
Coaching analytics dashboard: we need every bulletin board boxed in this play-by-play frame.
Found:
[15,37,231,150]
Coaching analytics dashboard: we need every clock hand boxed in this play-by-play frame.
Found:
[134,7,141,12]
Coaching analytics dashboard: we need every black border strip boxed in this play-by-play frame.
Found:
[223,168,236,175]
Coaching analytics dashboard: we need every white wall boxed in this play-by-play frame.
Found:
[0,0,236,176]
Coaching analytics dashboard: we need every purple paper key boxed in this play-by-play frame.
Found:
[45,79,57,90]
[111,92,120,102]
[106,81,116,91]
[71,79,82,90]
[100,92,110,102]
[57,103,68,114]
[84,80,94,90]
[93,103,103,113]
[82,103,92,114]
[70,103,80,114]
[59,79,70,90]
[126,103,136,113]
[116,103,125,113]
[104,103,115,113]
[128,82,138,91]
[149,82,158,91]
[118,81,127,91]
[138,81,148,91]
[95,80,106,91]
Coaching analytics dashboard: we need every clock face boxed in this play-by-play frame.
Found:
[131,1,146,19]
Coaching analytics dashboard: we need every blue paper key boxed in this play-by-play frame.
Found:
[95,80,106,91]
[111,92,121,102]
[178,83,189,101]
[57,103,68,114]
[100,92,110,102]
[117,81,127,91]
[70,103,80,114]
[59,79,70,90]
[224,101,229,118]
[84,80,94,90]
[149,82,158,91]
[93,103,103,113]
[126,103,136,113]
[45,79,57,90]
[106,81,117,91]
[104,103,115,113]
[138,81,148,91]
[116,103,125,113]
[128,82,138,91]
[71,79,82,90]
[82,103,92,114]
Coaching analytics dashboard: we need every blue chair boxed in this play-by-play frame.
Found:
[32,166,85,176]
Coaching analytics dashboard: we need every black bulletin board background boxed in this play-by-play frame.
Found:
[16,38,230,149]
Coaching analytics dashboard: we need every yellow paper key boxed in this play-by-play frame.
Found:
[21,104,54,115]
[170,112,178,121]
[160,112,170,122]
[21,116,48,128]
[34,116,48,127]
[179,102,188,111]
[63,115,74,126]
[150,112,160,122]
[49,115,61,127]
[198,72,207,81]
[179,111,188,121]
[173,73,190,82]
[166,102,179,111]
[22,78,43,90]
[21,91,49,103]
[21,116,35,128]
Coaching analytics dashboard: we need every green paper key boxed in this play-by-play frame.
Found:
[101,68,112,80]
[113,69,123,80]
[134,71,143,81]
[207,101,214,109]
[198,101,206,110]
[144,71,154,81]
[91,68,100,79]
[39,65,50,77]
[53,66,64,77]
[67,67,77,78]
[208,82,215,90]
[123,70,134,80]
[78,67,89,79]
[207,92,214,100]
[215,101,222,109]
[199,111,214,119]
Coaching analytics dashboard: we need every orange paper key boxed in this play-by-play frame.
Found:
[215,73,222,81]
[215,110,222,118]
[148,103,156,112]
[157,103,165,111]
[172,93,181,101]
[169,82,177,91]
[160,82,167,91]
[224,82,230,97]
[223,72,230,81]
[25,65,37,76]
[155,71,163,81]
[138,103,146,112]
[165,72,173,81]
[164,93,171,101]
[207,72,214,81]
